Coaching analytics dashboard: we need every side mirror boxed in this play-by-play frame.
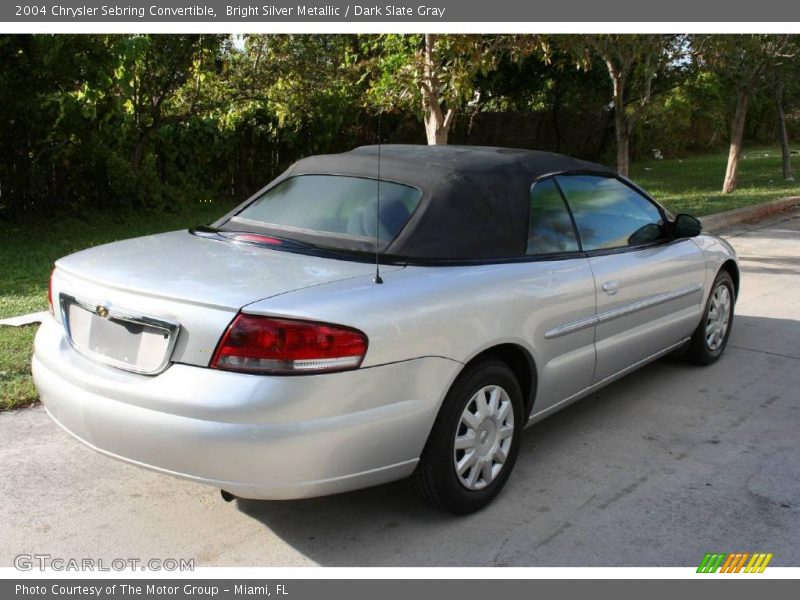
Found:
[673,214,702,238]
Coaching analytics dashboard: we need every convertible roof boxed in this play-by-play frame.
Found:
[258,145,614,260]
[292,144,609,182]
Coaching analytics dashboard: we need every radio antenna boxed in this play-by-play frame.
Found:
[373,110,384,284]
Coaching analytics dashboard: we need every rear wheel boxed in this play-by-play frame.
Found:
[685,270,735,365]
[412,359,524,514]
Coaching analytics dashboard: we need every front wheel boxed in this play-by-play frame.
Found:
[685,270,735,365]
[412,359,524,514]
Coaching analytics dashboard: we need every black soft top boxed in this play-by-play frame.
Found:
[226,145,614,261]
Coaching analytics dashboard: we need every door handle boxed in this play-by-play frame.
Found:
[602,280,620,295]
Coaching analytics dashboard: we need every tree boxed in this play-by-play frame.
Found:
[769,38,799,181]
[363,34,515,144]
[3,33,797,221]
[694,35,793,193]
[774,79,795,181]
[470,45,612,155]
[554,35,682,176]
[112,35,224,169]
[232,35,361,129]
[0,35,110,213]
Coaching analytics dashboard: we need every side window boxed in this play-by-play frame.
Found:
[527,178,579,255]
[556,175,665,251]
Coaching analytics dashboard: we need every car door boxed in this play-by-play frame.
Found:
[523,177,597,414]
[555,174,706,383]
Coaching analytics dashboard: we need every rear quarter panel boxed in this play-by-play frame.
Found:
[244,258,599,415]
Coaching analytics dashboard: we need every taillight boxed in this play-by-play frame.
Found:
[48,268,55,315]
[211,314,368,375]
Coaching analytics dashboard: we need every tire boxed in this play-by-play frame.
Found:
[412,359,524,514]
[685,270,735,365]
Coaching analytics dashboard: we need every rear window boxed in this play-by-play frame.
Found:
[227,175,422,251]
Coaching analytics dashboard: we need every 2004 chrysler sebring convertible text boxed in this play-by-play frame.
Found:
[33,145,739,514]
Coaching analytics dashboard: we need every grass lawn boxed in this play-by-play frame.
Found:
[631,146,799,216]
[1,146,799,411]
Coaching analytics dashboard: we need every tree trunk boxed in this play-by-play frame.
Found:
[551,79,562,152]
[421,33,453,145]
[722,88,750,194]
[614,109,630,177]
[424,107,453,145]
[131,132,149,170]
[775,82,794,181]
[609,70,630,176]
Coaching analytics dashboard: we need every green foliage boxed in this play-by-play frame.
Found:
[693,35,792,88]
[0,34,798,219]
[361,33,423,113]
[359,34,531,141]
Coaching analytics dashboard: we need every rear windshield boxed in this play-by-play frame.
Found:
[226,175,423,252]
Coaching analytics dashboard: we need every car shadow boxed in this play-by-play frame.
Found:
[232,314,800,566]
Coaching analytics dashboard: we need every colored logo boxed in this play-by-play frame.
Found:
[697,552,773,573]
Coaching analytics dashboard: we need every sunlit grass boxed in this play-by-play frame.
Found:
[0,326,38,410]
[631,146,799,216]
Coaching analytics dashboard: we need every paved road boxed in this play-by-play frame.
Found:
[1,211,799,567]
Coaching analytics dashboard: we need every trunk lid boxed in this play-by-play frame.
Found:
[55,230,390,309]
[52,230,399,371]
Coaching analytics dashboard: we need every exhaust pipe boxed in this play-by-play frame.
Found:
[220,489,236,502]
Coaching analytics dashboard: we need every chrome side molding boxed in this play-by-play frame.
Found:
[545,282,703,340]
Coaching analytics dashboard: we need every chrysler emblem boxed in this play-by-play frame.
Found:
[95,304,110,319]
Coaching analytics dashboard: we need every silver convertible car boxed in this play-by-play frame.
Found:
[33,145,738,514]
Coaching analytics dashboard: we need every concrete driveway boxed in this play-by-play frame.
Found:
[1,211,798,567]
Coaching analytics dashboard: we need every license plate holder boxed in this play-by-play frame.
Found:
[60,294,180,375]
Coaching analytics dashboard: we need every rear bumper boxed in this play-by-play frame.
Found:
[32,317,461,499]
